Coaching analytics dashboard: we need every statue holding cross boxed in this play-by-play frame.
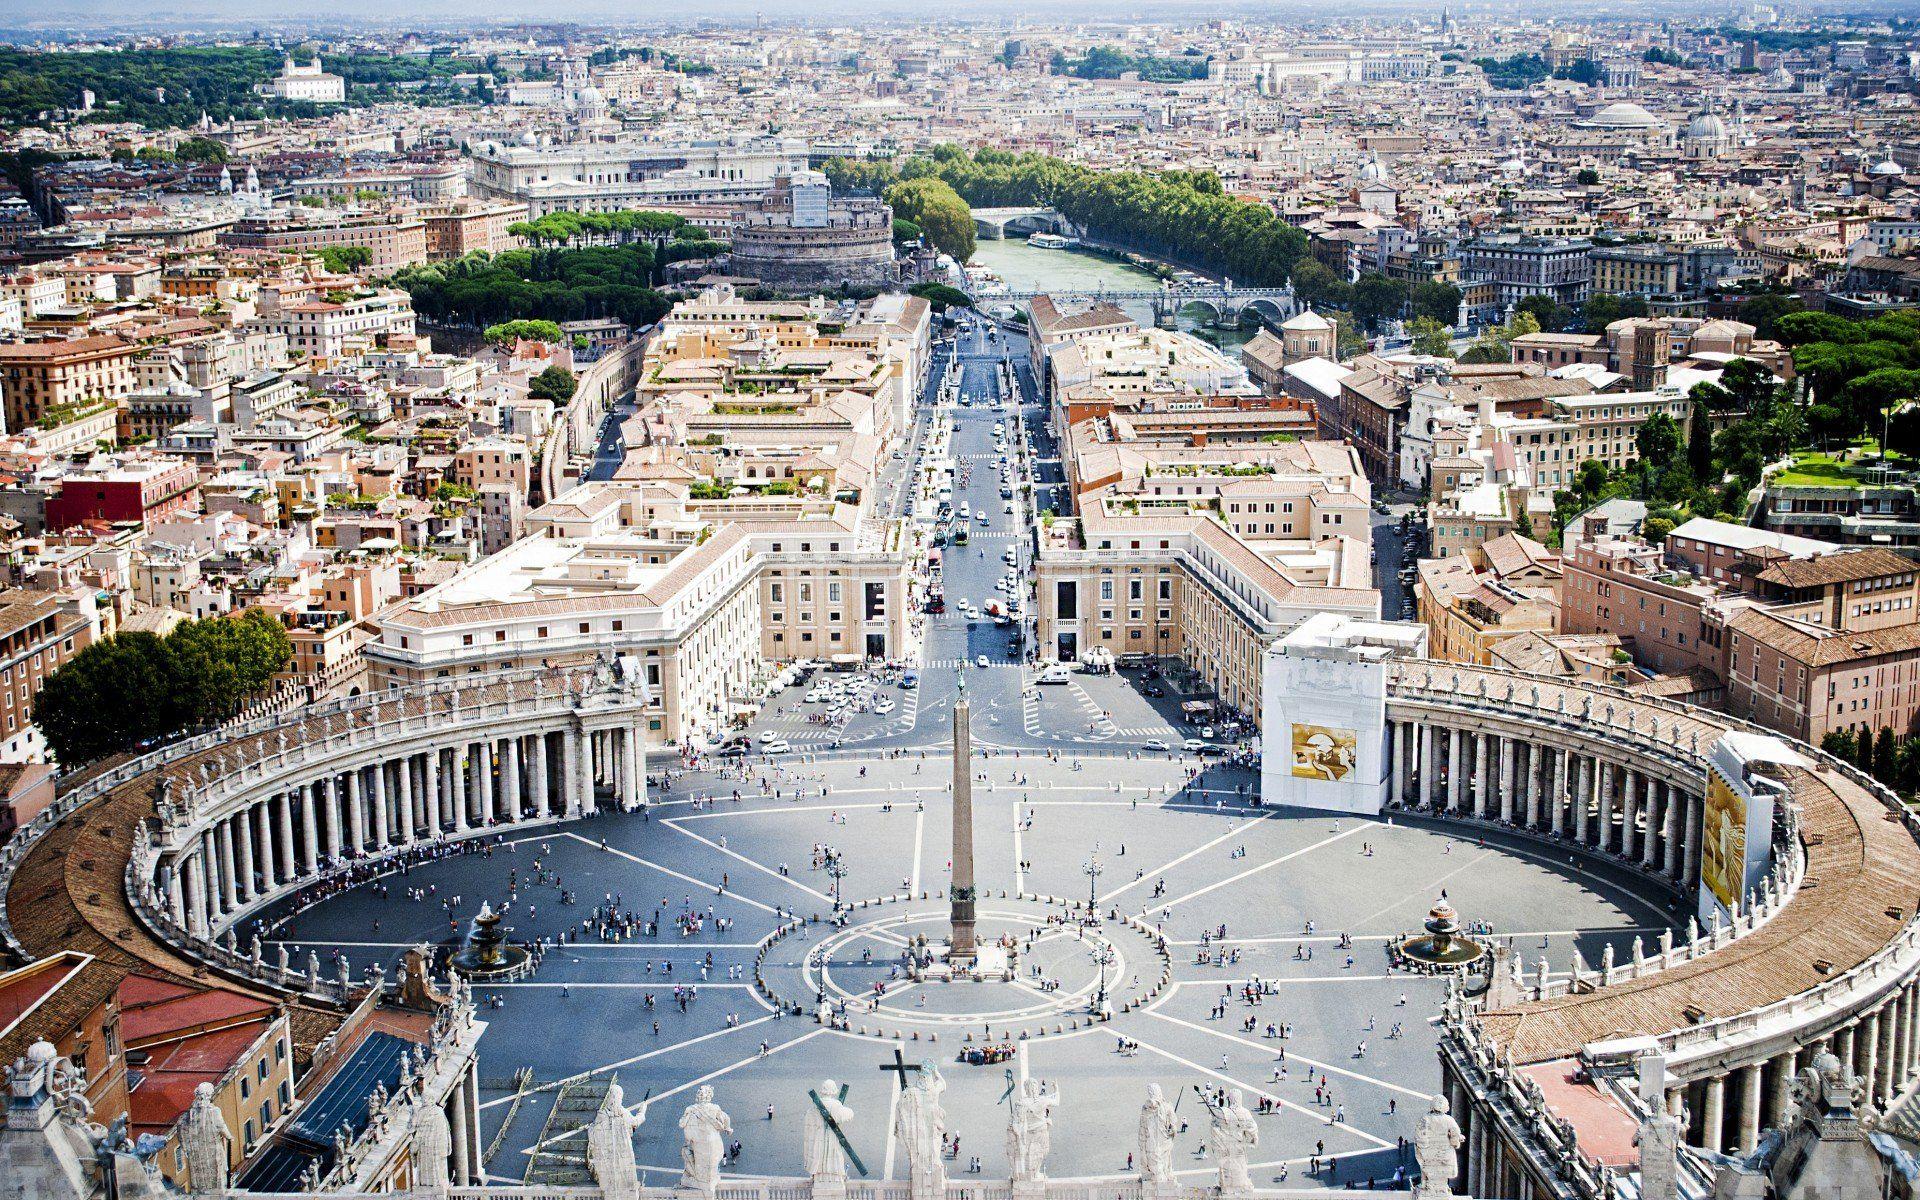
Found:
[805,1080,865,1188]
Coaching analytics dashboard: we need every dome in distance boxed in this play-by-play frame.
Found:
[1686,112,1728,140]
[1588,101,1667,130]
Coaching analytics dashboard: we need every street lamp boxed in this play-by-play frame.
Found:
[1089,942,1115,1016]
[1083,856,1104,922]
[825,848,848,916]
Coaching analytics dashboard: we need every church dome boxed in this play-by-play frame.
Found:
[1354,155,1390,186]
[1587,101,1667,130]
[1872,158,1905,176]
[1686,112,1728,141]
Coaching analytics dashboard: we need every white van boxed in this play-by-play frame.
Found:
[1036,663,1073,685]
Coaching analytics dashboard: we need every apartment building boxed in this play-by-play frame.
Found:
[365,483,910,747]
[218,211,429,272]
[250,288,417,368]
[1026,295,1136,401]
[0,588,97,760]
[0,334,141,433]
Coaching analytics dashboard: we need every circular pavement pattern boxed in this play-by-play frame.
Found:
[258,750,1679,1190]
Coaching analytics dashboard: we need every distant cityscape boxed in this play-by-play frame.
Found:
[0,8,1918,1200]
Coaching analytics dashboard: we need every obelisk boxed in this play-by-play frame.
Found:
[948,698,977,962]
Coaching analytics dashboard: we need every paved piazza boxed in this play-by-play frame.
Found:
[259,748,1677,1189]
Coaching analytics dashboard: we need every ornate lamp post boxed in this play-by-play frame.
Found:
[1083,855,1103,923]
[1089,942,1115,1017]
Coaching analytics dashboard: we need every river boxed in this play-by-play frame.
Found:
[967,239,1255,350]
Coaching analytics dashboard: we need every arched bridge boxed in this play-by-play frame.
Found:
[972,207,1076,239]
[973,281,1301,328]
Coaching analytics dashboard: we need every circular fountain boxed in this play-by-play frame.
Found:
[448,901,532,980]
[1391,896,1489,973]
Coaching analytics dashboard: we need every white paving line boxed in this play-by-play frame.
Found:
[1348,849,1497,931]
[662,817,834,904]
[911,809,926,896]
[1162,976,1398,986]
[1166,926,1666,947]
[1125,1033,1391,1150]
[562,833,781,915]
[1149,824,1368,913]
[477,1015,779,1110]
[483,981,758,989]
[1143,1010,1430,1100]
[1103,814,1271,904]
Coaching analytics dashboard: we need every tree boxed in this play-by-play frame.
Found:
[884,177,975,262]
[1643,514,1675,543]
[1516,294,1569,332]
[175,136,228,163]
[1352,274,1409,331]
[1635,412,1684,471]
[1581,292,1649,333]
[1877,726,1899,784]
[34,610,291,764]
[908,282,973,311]
[528,365,577,403]
[1409,281,1461,325]
[892,218,923,244]
[1575,167,1600,186]
[485,319,565,345]
[1409,316,1453,357]
[317,245,373,275]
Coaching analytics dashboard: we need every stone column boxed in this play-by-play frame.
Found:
[1662,781,1681,879]
[578,729,598,815]
[1894,990,1912,1098]
[534,733,552,818]
[622,728,642,810]
[1767,1053,1793,1132]
[299,784,319,876]
[1736,1063,1763,1152]
[346,769,365,855]
[187,849,210,935]
[1860,1012,1882,1108]
[252,803,274,891]
[449,1077,471,1183]
[1700,1075,1726,1154]
[1473,732,1491,819]
[395,754,415,845]
[234,809,256,902]
[1392,722,1410,804]
[563,731,582,818]
[1619,769,1638,862]
[275,791,296,882]
[1595,760,1614,854]
[1446,727,1464,811]
[1879,1002,1900,1107]
[1499,736,1517,823]
[1526,743,1543,829]
[452,748,470,833]
[478,740,497,825]
[1551,749,1569,836]
[1640,775,1660,870]
[1680,790,1700,889]
[1573,755,1592,845]
[504,736,524,819]
[371,763,390,848]
[1419,723,1437,808]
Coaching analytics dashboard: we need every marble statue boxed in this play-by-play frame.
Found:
[411,1097,454,1195]
[586,1080,643,1200]
[181,1082,232,1193]
[1634,1105,1683,1200]
[894,1062,947,1196]
[1137,1084,1177,1185]
[804,1080,855,1181]
[1209,1089,1258,1194]
[1414,1093,1463,1200]
[1006,1077,1058,1183]
[677,1085,731,1198]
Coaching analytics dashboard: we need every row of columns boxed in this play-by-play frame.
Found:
[1390,718,1701,894]
[162,724,646,938]
[1680,976,1920,1155]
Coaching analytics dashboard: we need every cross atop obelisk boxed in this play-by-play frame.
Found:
[948,697,977,963]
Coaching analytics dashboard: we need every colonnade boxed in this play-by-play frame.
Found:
[1675,976,1920,1154]
[158,721,645,940]
[1386,716,1702,896]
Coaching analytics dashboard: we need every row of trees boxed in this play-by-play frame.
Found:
[35,609,292,764]
[825,146,1311,286]
[1821,726,1920,799]
[391,245,675,333]
[506,208,694,248]
[1049,46,1209,81]
[1285,260,1462,331]
[1781,310,1920,448]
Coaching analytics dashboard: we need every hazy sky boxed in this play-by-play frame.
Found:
[0,0,1792,40]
